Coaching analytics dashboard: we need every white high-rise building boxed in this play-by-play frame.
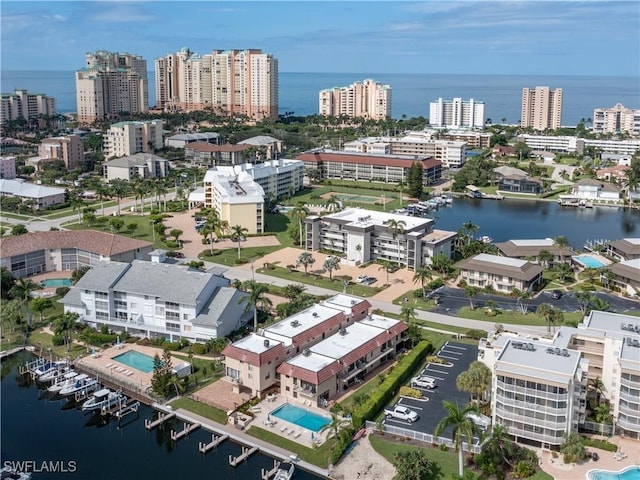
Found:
[103,120,164,159]
[429,98,485,129]
[1,89,56,127]
[155,48,278,120]
[319,79,392,120]
[592,104,640,136]
[75,51,149,124]
[521,86,563,131]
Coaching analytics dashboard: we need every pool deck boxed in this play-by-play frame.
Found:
[538,435,640,480]
[29,271,73,297]
[572,253,613,269]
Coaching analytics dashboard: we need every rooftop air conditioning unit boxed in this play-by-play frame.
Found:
[303,348,311,356]
[264,339,270,348]
[312,312,319,317]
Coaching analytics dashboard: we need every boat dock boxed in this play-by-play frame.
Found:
[198,433,228,454]
[74,381,100,402]
[144,411,175,430]
[228,445,258,467]
[102,398,140,418]
[170,422,200,441]
[261,460,282,480]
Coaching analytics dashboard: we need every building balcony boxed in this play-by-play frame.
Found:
[616,415,640,433]
[620,377,640,390]
[618,403,640,419]
[294,385,317,398]
[619,390,640,404]
[496,381,569,402]
[496,396,568,416]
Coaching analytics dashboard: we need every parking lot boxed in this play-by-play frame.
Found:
[383,341,479,439]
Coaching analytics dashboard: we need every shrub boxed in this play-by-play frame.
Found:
[439,443,449,452]
[399,386,422,398]
[163,341,182,351]
[512,460,536,478]
[165,240,179,248]
[582,437,617,452]
[191,343,207,355]
[234,258,248,265]
[55,286,70,297]
[426,355,445,364]
[427,278,445,290]
[52,333,65,346]
[465,329,487,340]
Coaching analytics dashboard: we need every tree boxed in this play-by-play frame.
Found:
[560,433,586,464]
[553,235,570,262]
[1,299,22,334]
[406,161,424,199]
[69,193,86,223]
[10,278,41,327]
[400,304,416,324]
[589,376,606,406]
[456,361,492,403]
[431,253,454,277]
[325,195,341,212]
[593,402,613,424]
[511,288,532,314]
[393,450,443,480]
[413,266,433,299]
[464,286,480,310]
[296,252,316,275]
[538,249,554,268]
[170,228,183,243]
[513,141,531,161]
[599,269,615,290]
[231,225,249,259]
[319,412,351,449]
[72,265,91,284]
[109,179,130,216]
[434,400,482,478]
[323,256,341,280]
[536,302,560,333]
[555,262,574,283]
[1,267,15,299]
[30,297,53,322]
[53,312,79,352]
[151,349,175,397]
[291,203,310,247]
[385,218,406,266]
[108,217,125,232]
[238,280,272,331]
[282,284,306,300]
[11,224,28,236]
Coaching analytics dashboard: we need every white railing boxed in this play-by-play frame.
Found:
[364,421,481,454]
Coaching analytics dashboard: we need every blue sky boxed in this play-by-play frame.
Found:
[2,1,639,76]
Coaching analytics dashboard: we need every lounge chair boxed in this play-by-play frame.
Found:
[293,431,301,439]
[126,371,133,376]
[287,429,294,435]
[105,363,113,369]
[280,426,288,433]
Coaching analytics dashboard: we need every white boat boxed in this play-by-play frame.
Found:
[273,462,295,480]
[32,360,67,379]
[48,371,79,393]
[81,388,125,412]
[59,375,98,396]
[38,365,72,383]
[480,235,493,244]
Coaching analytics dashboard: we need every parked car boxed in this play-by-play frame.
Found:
[384,404,419,423]
[552,289,562,299]
[356,275,368,283]
[411,375,437,389]
[362,277,377,285]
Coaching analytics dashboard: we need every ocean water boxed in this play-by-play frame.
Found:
[2,70,638,124]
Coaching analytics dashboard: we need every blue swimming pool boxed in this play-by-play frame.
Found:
[112,350,156,373]
[574,255,607,269]
[588,466,640,480]
[41,278,73,287]
[270,403,331,432]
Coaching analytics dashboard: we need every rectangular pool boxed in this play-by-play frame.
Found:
[41,278,73,287]
[270,403,331,432]
[112,350,156,373]
[574,254,606,269]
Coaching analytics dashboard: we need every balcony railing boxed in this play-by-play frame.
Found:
[494,406,568,430]
[496,381,569,402]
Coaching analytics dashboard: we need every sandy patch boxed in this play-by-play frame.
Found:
[330,431,395,480]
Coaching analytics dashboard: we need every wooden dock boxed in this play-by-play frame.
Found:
[170,422,200,441]
[228,445,258,467]
[198,433,228,453]
[144,411,175,430]
[261,460,281,480]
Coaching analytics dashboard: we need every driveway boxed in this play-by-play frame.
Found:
[383,341,478,439]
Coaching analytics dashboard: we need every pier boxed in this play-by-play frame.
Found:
[261,460,281,480]
[101,398,140,419]
[228,445,258,467]
[144,411,175,430]
[170,422,200,441]
[198,433,228,453]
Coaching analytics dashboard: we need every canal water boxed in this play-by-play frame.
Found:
[429,197,639,248]
[1,352,325,480]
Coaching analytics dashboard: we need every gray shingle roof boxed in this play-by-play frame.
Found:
[72,261,130,292]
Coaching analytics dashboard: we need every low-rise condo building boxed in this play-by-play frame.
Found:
[184,143,252,166]
[456,253,544,293]
[304,207,456,269]
[606,259,640,296]
[222,294,371,397]
[495,238,573,264]
[38,135,84,171]
[237,135,283,161]
[606,238,640,261]
[296,148,441,186]
[202,168,265,234]
[165,132,221,149]
[62,260,251,342]
[0,230,152,278]
[0,179,66,210]
[102,153,169,181]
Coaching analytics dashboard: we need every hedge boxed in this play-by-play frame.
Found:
[351,340,432,428]
[582,437,617,452]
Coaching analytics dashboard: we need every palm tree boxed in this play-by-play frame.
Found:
[231,225,249,259]
[624,168,639,206]
[325,195,341,212]
[553,235,570,263]
[480,424,517,469]
[456,361,492,403]
[589,376,606,406]
[10,278,42,327]
[464,286,480,310]
[319,412,351,451]
[54,312,79,352]
[109,179,129,216]
[385,218,406,267]
[538,249,554,268]
[291,202,310,248]
[323,256,341,280]
[593,403,613,425]
[400,304,416,324]
[296,252,315,275]
[462,221,479,243]
[378,261,394,285]
[599,269,614,290]
[434,400,482,478]
[238,280,272,332]
[413,266,433,299]
[511,288,531,314]
[204,213,222,254]
[69,193,85,224]
[95,183,110,216]
[536,302,557,333]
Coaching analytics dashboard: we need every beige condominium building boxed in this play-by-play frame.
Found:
[103,120,164,159]
[455,253,544,293]
[75,51,149,124]
[102,153,169,182]
[479,310,640,441]
[203,169,265,234]
[521,86,563,131]
[319,79,391,120]
[38,134,84,171]
[155,48,278,120]
[1,89,56,127]
[592,103,640,136]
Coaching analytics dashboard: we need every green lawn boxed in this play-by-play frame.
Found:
[284,185,405,213]
[28,330,87,359]
[457,306,583,327]
[200,245,285,266]
[254,265,382,297]
[246,426,332,468]
[65,214,170,249]
[169,396,228,424]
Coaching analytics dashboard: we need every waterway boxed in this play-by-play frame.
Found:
[427,197,639,248]
[1,352,324,480]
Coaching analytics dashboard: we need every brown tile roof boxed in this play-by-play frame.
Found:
[0,230,152,259]
[608,239,640,258]
[608,262,640,283]
[455,254,543,281]
[186,142,251,153]
[295,151,441,170]
[495,241,573,258]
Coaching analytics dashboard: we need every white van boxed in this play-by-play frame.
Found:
[411,375,437,389]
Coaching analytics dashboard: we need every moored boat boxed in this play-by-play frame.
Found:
[32,360,67,379]
[273,462,295,480]
[38,365,72,383]
[59,375,98,396]
[48,371,79,393]
[81,388,125,412]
